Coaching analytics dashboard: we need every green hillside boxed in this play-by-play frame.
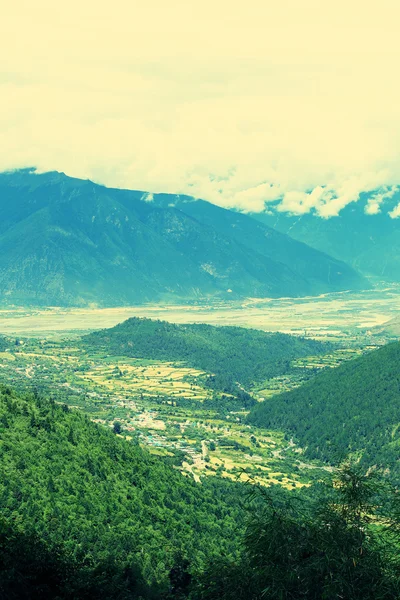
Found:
[2,387,399,600]
[0,169,368,306]
[0,385,245,597]
[248,343,400,482]
[84,317,328,392]
[1,354,399,599]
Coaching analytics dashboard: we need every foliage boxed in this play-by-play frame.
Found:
[84,317,328,389]
[0,385,245,596]
[0,517,153,600]
[1,383,400,598]
[192,465,400,600]
[248,342,400,484]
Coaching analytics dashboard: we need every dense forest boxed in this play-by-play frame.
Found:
[0,385,246,597]
[2,324,400,597]
[1,382,399,599]
[84,318,327,391]
[192,464,400,600]
[248,342,400,484]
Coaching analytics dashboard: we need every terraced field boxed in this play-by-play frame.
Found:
[78,361,210,399]
[0,334,370,490]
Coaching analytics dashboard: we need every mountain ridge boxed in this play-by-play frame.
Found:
[0,169,368,306]
[251,190,400,281]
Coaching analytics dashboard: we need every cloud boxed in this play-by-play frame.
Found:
[276,178,397,218]
[365,187,399,215]
[389,203,400,219]
[1,0,400,216]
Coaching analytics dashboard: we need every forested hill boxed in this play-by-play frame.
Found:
[83,317,328,387]
[0,385,245,597]
[248,342,400,482]
[2,387,400,599]
[0,169,367,306]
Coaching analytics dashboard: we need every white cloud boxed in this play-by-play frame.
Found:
[389,203,400,219]
[1,0,400,216]
[365,187,399,215]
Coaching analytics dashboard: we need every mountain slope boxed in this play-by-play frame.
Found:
[248,342,400,483]
[373,315,400,338]
[0,169,368,306]
[83,317,329,389]
[0,385,244,595]
[158,199,363,294]
[252,190,400,281]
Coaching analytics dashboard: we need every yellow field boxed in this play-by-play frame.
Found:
[77,361,211,399]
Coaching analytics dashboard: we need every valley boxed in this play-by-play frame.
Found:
[1,282,399,598]
[0,284,395,492]
[0,281,398,339]
[0,336,327,489]
[3,9,400,596]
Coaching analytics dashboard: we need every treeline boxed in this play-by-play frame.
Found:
[83,318,328,388]
[248,342,400,484]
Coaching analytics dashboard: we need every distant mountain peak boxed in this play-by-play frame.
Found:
[252,190,400,281]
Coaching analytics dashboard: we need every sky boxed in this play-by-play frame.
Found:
[1,0,400,216]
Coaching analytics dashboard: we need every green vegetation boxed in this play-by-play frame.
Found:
[193,465,400,600]
[2,311,400,597]
[0,335,325,489]
[84,317,328,391]
[2,398,399,600]
[0,385,245,596]
[249,342,400,483]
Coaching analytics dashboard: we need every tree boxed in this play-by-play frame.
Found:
[193,464,400,600]
[113,421,122,434]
